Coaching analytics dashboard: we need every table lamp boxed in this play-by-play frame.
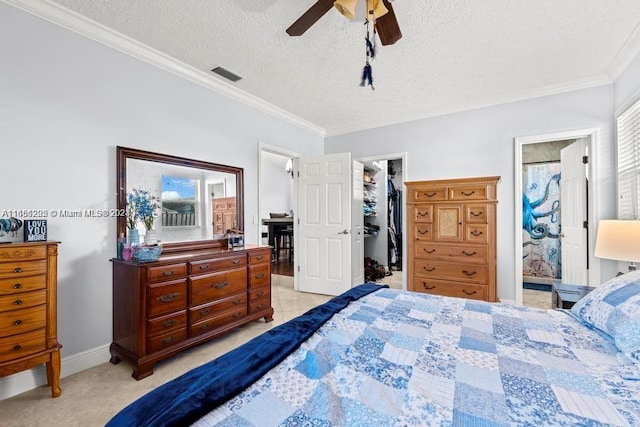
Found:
[594,220,640,272]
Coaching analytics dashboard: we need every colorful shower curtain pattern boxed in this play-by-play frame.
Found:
[522,163,561,279]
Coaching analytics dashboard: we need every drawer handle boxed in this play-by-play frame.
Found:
[423,192,437,197]
[417,211,430,217]
[199,308,211,316]
[462,251,477,256]
[13,299,23,305]
[233,312,241,318]
[158,293,178,302]
[422,283,435,290]
[470,230,483,236]
[418,229,429,235]
[470,211,482,217]
[463,289,477,296]
[162,319,176,327]
[214,281,228,289]
[256,291,264,297]
[13,344,21,350]
[423,249,435,254]
[255,273,265,279]
[232,259,241,264]
[423,266,435,272]
[256,303,264,309]
[162,336,175,344]
[461,190,476,196]
[462,270,476,276]
[200,323,211,330]
[233,299,242,305]
[256,255,264,260]
[13,283,22,289]
[162,270,176,277]
[199,264,210,270]
[14,320,22,326]
[14,267,22,273]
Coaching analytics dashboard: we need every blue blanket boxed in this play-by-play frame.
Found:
[106,283,387,427]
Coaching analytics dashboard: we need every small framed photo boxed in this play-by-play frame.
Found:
[23,219,47,242]
[0,217,24,243]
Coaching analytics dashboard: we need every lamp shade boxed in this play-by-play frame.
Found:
[594,220,640,262]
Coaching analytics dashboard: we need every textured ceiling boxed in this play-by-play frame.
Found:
[19,0,640,135]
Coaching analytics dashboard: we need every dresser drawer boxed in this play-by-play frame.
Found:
[414,243,487,264]
[189,293,247,324]
[147,328,187,354]
[465,204,489,223]
[0,328,46,363]
[0,305,46,336]
[409,187,447,202]
[414,260,487,284]
[248,249,271,265]
[465,224,488,243]
[189,268,247,306]
[146,280,187,318]
[248,264,269,289]
[0,245,46,262]
[249,287,270,302]
[189,254,246,275]
[0,290,47,312]
[0,260,46,278]
[146,311,187,338]
[189,306,247,338]
[411,277,487,301]
[249,287,270,314]
[411,205,434,223]
[0,274,46,295]
[413,224,432,241]
[448,185,490,201]
[146,263,187,283]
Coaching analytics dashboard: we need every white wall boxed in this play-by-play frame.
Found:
[614,51,640,112]
[0,3,322,396]
[325,86,617,301]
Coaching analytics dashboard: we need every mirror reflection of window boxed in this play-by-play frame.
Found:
[161,175,199,227]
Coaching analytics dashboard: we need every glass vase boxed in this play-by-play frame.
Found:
[127,228,139,245]
[144,229,160,245]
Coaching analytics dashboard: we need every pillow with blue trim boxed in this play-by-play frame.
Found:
[571,270,640,362]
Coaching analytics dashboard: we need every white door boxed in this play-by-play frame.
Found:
[560,139,589,285]
[297,153,364,295]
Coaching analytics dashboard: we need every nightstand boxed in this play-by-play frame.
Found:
[552,283,594,309]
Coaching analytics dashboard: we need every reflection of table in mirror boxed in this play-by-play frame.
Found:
[262,218,294,259]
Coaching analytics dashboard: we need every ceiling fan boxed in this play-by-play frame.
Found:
[286,0,402,46]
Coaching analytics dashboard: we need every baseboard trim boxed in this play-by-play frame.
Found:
[0,344,111,400]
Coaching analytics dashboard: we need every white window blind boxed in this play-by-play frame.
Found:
[617,98,640,219]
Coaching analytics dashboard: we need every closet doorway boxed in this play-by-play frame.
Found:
[357,153,407,290]
[514,129,601,306]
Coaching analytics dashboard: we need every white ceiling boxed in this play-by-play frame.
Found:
[11,0,640,136]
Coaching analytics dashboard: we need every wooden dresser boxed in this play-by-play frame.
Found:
[0,241,62,397]
[110,244,273,379]
[406,177,500,302]
[213,197,237,234]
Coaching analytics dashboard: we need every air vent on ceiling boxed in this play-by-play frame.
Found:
[210,66,242,82]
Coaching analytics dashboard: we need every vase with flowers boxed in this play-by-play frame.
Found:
[127,188,161,246]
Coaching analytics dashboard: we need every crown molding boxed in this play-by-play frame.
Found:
[2,0,326,137]
[326,74,612,137]
[607,21,640,80]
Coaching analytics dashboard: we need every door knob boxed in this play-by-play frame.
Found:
[338,229,350,234]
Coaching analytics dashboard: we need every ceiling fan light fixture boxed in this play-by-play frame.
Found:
[334,0,359,20]
[366,0,388,21]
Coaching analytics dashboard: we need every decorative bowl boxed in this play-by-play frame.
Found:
[133,245,162,262]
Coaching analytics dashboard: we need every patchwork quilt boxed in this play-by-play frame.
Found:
[194,288,640,427]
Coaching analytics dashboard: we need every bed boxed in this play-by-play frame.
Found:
[107,273,640,426]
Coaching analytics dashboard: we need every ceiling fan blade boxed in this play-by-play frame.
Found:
[376,0,402,45]
[286,0,335,37]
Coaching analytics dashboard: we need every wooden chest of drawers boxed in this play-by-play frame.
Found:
[406,177,500,302]
[0,241,61,397]
[110,244,273,379]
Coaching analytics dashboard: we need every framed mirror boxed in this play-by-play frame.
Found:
[116,146,244,253]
